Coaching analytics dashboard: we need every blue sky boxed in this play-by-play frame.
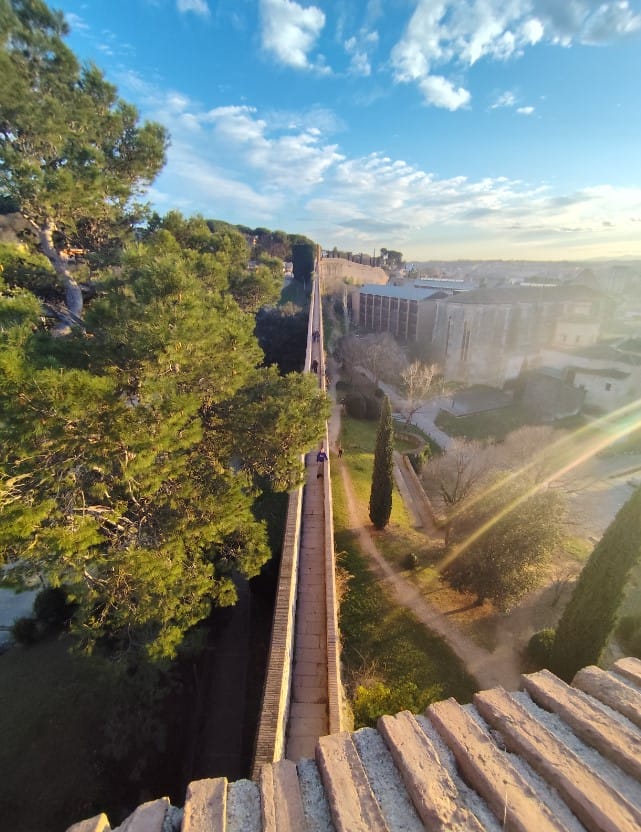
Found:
[52,0,641,260]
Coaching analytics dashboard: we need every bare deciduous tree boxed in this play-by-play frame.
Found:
[400,361,440,424]
[421,439,492,544]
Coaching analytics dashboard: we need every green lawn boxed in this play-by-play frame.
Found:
[333,420,476,728]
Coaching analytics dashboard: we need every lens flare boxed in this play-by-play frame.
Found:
[430,397,641,574]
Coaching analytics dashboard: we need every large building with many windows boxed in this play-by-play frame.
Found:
[349,283,446,342]
[428,285,608,387]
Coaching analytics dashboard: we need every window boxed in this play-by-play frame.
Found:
[460,321,471,362]
[445,316,452,357]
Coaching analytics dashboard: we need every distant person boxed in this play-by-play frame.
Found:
[337,443,343,458]
[316,447,328,477]
[311,359,319,373]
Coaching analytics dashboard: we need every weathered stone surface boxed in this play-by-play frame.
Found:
[378,710,484,831]
[260,759,308,832]
[613,657,641,689]
[428,698,565,832]
[476,686,641,832]
[573,665,641,730]
[522,669,641,781]
[316,732,388,832]
[113,798,169,832]
[182,778,227,832]
[226,780,261,832]
[66,815,111,832]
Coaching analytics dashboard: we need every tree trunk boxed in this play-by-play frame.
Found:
[38,218,84,334]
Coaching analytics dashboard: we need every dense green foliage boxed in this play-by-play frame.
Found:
[292,242,315,285]
[0,222,328,661]
[550,485,641,680]
[0,0,168,327]
[444,476,565,611]
[527,628,556,668]
[0,4,328,661]
[369,396,394,529]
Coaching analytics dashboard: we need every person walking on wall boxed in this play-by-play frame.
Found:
[316,447,328,477]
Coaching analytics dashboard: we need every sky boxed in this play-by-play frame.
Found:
[51,0,641,261]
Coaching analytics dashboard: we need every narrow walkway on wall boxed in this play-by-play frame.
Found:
[285,278,330,760]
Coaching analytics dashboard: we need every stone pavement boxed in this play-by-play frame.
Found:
[285,450,329,760]
[285,279,330,760]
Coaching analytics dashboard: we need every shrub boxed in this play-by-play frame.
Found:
[11,616,41,645]
[405,552,419,570]
[34,587,72,628]
[364,394,382,421]
[344,392,367,419]
[527,628,555,667]
[352,679,442,728]
[616,614,641,657]
[408,445,431,474]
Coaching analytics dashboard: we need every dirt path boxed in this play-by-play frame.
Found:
[326,361,521,691]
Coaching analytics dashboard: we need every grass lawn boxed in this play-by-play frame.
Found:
[333,420,476,727]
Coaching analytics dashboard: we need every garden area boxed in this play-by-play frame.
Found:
[332,415,477,727]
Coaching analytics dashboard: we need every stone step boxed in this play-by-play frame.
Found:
[112,799,170,832]
[613,657,641,689]
[296,758,335,832]
[573,665,641,731]
[522,669,641,781]
[475,686,641,832]
[316,731,388,832]
[260,759,307,832]
[377,710,483,831]
[351,727,425,832]
[182,778,227,832]
[428,698,566,831]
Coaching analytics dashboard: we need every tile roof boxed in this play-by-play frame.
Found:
[68,657,641,832]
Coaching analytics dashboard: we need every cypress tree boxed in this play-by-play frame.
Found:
[550,484,641,680]
[369,395,394,529]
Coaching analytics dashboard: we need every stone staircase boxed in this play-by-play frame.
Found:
[69,657,641,832]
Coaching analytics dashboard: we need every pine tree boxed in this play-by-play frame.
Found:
[0,0,167,330]
[550,484,641,680]
[369,395,394,529]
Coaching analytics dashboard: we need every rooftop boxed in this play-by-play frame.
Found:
[442,284,604,305]
[359,283,441,301]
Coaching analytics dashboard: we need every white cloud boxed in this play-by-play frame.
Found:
[177,0,210,16]
[491,91,534,114]
[491,90,517,108]
[420,75,471,110]
[259,0,326,71]
[390,1,641,109]
[344,30,378,76]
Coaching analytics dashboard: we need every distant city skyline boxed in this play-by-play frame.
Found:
[52,0,641,260]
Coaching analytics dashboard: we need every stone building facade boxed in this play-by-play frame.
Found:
[428,285,607,387]
[349,283,444,343]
